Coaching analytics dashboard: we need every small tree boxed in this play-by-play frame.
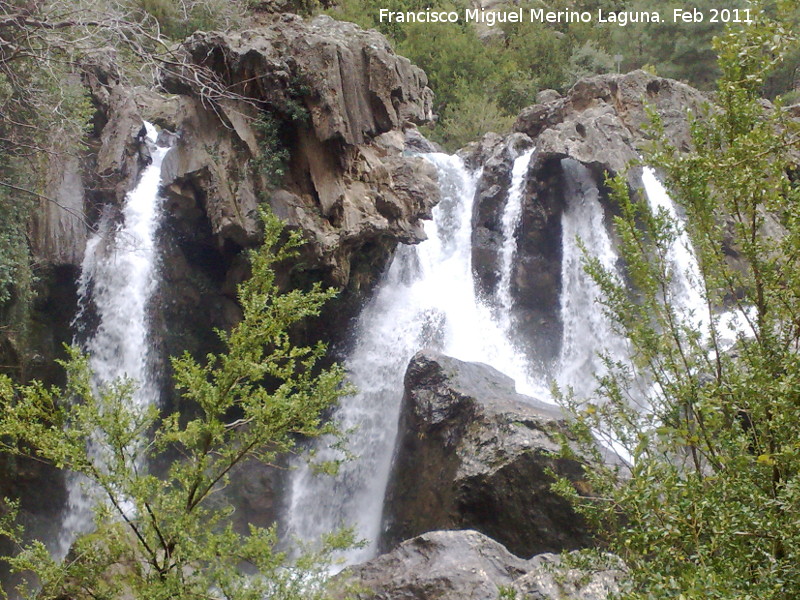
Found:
[0,210,351,600]
[555,3,800,599]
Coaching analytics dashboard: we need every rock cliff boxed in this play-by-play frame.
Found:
[158,14,437,298]
[3,14,440,572]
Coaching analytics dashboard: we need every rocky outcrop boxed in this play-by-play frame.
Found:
[159,15,438,301]
[25,15,439,364]
[513,71,708,172]
[382,351,592,558]
[332,530,623,600]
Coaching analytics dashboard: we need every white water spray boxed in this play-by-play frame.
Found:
[284,153,546,565]
[641,167,708,333]
[496,147,535,333]
[556,159,628,398]
[58,123,169,557]
[641,167,755,349]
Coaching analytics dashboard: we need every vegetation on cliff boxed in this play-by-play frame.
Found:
[555,3,800,598]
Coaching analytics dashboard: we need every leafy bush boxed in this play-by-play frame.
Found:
[254,113,292,187]
[564,41,616,88]
[554,5,800,598]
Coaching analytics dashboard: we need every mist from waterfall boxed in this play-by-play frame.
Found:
[57,123,169,558]
[284,152,547,566]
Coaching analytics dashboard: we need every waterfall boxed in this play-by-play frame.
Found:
[496,147,535,334]
[556,159,628,398]
[284,153,546,565]
[641,167,755,349]
[57,123,169,557]
[641,167,708,333]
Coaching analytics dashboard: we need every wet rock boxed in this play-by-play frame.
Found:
[332,530,623,600]
[469,132,532,301]
[382,351,592,558]
[404,125,442,154]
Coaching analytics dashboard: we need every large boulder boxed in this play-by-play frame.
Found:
[381,351,592,558]
[332,530,623,600]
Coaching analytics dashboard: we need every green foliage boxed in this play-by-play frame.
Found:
[608,0,747,89]
[129,0,246,40]
[254,113,292,187]
[0,210,352,599]
[497,584,518,599]
[429,89,513,149]
[0,188,29,309]
[564,41,615,88]
[554,4,800,599]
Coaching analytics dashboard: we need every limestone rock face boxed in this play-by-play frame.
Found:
[29,15,438,323]
[382,351,592,558]
[159,15,438,298]
[332,530,623,600]
[165,15,432,145]
[513,70,708,172]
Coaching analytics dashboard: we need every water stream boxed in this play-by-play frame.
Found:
[284,152,546,564]
[57,123,169,557]
[496,147,536,335]
[556,159,628,398]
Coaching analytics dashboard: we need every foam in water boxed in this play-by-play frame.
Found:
[57,123,169,558]
[284,153,546,566]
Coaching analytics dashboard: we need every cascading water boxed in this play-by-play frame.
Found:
[496,147,536,334]
[281,149,738,565]
[641,167,708,333]
[557,159,628,398]
[284,153,546,565]
[641,167,755,349]
[57,123,170,557]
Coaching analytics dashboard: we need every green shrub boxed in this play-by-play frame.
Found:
[253,113,291,187]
